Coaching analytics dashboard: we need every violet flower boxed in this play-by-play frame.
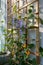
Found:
[15,19,23,28]
[19,30,23,35]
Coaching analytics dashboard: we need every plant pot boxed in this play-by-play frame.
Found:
[0,51,10,64]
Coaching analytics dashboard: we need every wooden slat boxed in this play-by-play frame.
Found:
[18,0,36,10]
[7,0,37,16]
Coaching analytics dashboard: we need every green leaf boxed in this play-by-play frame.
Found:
[32,58,38,65]
[8,22,12,25]
[39,47,43,52]
[28,13,34,19]
[13,5,17,13]
[28,9,32,13]
[40,18,43,24]
[1,20,4,23]
[28,59,33,64]
[30,5,34,8]
[39,47,43,56]
[28,44,35,49]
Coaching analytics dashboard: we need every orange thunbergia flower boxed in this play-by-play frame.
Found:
[22,43,26,48]
[25,50,30,56]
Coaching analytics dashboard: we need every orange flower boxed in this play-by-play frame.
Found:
[25,50,30,56]
[22,43,26,48]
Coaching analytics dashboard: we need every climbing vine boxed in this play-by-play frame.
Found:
[5,4,43,65]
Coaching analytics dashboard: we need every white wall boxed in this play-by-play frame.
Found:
[0,0,7,52]
[39,24,43,65]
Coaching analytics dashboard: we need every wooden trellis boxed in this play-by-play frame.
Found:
[7,0,40,64]
[16,0,40,64]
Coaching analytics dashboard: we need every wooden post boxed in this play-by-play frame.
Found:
[26,0,27,13]
[25,0,28,47]
[36,0,40,64]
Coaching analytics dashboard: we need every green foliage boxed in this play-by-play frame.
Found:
[28,9,32,13]
[28,44,35,49]
[40,18,43,24]
[8,22,12,25]
[30,5,34,8]
[14,18,17,21]
[25,58,38,65]
[28,6,34,19]
[5,5,43,65]
[28,13,34,19]
[1,20,4,23]
[39,47,43,56]
[13,4,17,13]
[31,58,38,65]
